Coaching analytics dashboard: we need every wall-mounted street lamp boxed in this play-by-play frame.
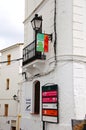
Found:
[13,95,19,102]
[31,14,43,59]
[31,14,42,31]
[31,13,52,42]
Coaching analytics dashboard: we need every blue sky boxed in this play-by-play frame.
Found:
[0,0,24,50]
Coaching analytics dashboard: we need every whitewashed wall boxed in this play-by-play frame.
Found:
[22,0,86,130]
[73,0,86,119]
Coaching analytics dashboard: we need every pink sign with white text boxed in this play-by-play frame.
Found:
[42,97,57,103]
[42,91,57,97]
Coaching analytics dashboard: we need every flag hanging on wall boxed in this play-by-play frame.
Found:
[36,33,49,52]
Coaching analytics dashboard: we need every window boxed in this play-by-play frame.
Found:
[4,104,8,116]
[7,54,11,65]
[32,81,40,114]
[6,78,10,90]
[34,81,40,114]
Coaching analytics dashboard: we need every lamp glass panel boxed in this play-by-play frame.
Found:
[35,19,41,30]
[31,21,35,30]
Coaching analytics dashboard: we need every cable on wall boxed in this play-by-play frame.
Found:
[54,0,57,61]
[0,58,23,64]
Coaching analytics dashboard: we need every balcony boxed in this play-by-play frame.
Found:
[23,41,46,66]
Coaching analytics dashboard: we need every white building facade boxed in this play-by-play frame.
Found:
[0,43,23,130]
[21,0,86,130]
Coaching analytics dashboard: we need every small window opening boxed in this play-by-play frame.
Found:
[4,104,8,116]
[6,78,10,90]
[7,54,11,65]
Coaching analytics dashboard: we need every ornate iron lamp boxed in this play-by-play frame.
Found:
[31,14,42,31]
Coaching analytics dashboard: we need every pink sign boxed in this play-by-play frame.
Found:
[42,91,57,97]
[42,97,57,103]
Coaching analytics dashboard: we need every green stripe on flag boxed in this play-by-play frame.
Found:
[36,33,44,52]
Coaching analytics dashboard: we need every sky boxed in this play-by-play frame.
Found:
[0,0,24,50]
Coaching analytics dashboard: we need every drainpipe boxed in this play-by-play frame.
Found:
[17,114,21,130]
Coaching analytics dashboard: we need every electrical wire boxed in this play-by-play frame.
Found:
[25,54,86,81]
[0,54,84,65]
[54,0,57,61]
[0,58,23,64]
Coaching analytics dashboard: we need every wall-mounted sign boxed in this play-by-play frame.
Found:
[43,103,57,109]
[25,98,31,112]
[42,91,57,97]
[42,109,58,116]
[42,97,57,103]
[42,84,59,123]
[36,33,49,52]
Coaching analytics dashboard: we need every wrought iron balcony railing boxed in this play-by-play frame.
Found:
[23,41,46,66]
